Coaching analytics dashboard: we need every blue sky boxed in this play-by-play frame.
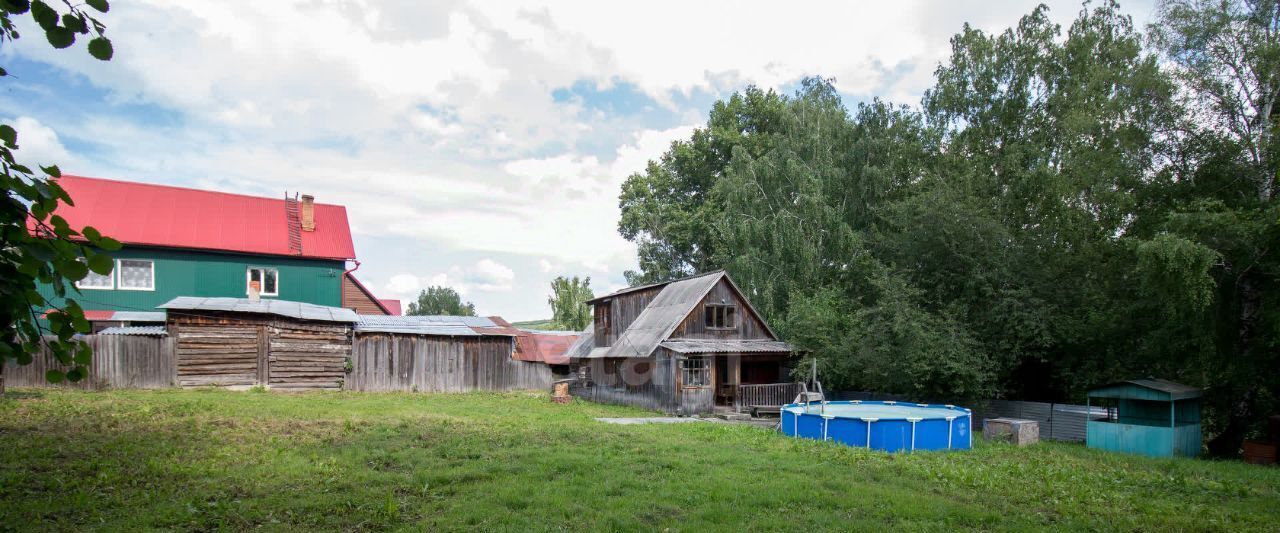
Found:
[5,0,1155,320]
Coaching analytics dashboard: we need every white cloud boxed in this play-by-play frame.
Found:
[538,259,555,273]
[8,116,75,169]
[469,259,516,292]
[385,273,422,297]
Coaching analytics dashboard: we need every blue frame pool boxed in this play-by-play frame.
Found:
[781,400,972,452]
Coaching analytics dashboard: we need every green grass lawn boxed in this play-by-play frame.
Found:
[0,390,1276,531]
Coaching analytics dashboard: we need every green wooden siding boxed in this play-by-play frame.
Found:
[38,246,345,313]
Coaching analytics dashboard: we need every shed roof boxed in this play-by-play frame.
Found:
[98,326,168,336]
[1088,378,1203,401]
[159,297,359,323]
[72,310,166,322]
[354,315,489,336]
[42,175,356,260]
[659,339,794,354]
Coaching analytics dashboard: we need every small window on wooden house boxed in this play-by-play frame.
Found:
[703,304,737,330]
[681,357,710,387]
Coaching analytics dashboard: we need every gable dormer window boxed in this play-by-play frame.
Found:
[704,304,737,330]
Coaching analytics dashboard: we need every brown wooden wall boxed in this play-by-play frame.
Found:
[268,323,350,391]
[670,280,774,340]
[570,351,715,414]
[346,333,551,392]
[343,275,389,315]
[169,312,351,391]
[2,334,175,390]
[594,286,663,347]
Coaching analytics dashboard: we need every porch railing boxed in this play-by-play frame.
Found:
[735,382,806,412]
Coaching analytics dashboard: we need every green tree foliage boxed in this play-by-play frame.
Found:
[405,286,476,317]
[1145,0,1280,455]
[1,0,117,386]
[546,275,594,330]
[617,87,788,284]
[617,1,1280,453]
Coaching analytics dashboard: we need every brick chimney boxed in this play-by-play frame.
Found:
[301,194,315,232]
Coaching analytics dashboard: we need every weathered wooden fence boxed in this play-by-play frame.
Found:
[345,333,553,392]
[2,331,556,394]
[2,334,175,390]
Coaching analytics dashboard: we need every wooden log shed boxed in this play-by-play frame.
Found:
[160,297,358,391]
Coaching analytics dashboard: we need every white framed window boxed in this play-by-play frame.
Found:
[76,259,114,290]
[247,267,279,296]
[116,259,154,291]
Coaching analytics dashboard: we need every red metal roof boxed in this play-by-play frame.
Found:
[378,299,402,316]
[44,175,356,260]
[471,316,577,365]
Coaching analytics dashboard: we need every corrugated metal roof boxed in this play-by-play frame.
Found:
[378,299,402,316]
[600,271,725,358]
[517,329,579,336]
[159,297,359,323]
[110,311,166,322]
[43,175,356,260]
[98,326,168,336]
[1089,378,1203,400]
[659,339,794,354]
[354,315,492,335]
[520,331,578,365]
[585,269,724,304]
[563,327,594,360]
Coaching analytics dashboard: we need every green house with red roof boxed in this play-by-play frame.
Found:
[35,175,395,329]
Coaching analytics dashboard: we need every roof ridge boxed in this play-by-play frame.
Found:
[587,269,726,303]
[59,174,348,207]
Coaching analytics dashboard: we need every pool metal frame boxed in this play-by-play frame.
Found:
[781,400,973,452]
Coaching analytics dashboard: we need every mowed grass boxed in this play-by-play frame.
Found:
[0,390,1277,531]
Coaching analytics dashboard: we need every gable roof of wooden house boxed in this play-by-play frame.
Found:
[571,270,791,359]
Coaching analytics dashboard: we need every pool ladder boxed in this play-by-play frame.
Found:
[793,379,827,415]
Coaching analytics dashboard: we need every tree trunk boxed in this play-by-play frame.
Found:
[1207,273,1264,457]
[1208,385,1258,457]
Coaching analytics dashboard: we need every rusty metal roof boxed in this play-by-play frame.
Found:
[659,339,794,354]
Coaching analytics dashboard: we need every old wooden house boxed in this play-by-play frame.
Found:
[161,296,357,391]
[566,270,798,414]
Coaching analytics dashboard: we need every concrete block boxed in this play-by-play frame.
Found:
[984,417,1040,446]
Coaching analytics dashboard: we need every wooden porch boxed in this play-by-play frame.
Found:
[726,382,807,415]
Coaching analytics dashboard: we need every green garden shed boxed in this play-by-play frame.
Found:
[1086,378,1202,458]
